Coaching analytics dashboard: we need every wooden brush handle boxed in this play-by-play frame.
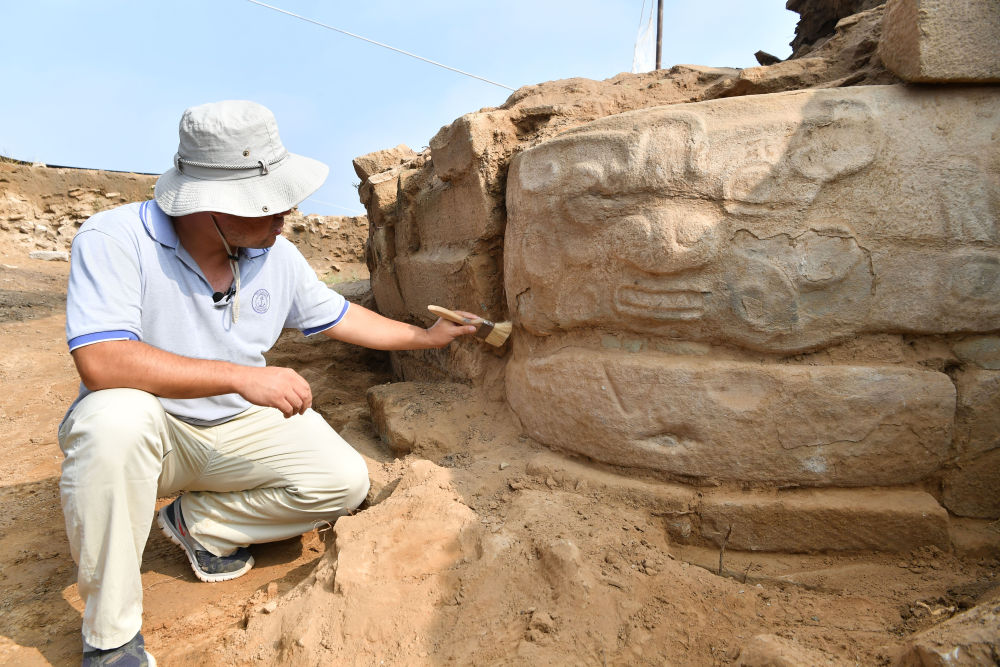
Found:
[427,305,482,325]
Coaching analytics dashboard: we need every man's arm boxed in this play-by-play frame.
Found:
[72,305,476,418]
[320,303,478,350]
[72,340,313,418]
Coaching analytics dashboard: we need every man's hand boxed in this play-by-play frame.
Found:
[232,366,312,418]
[425,310,481,348]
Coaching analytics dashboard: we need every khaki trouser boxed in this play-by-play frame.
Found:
[58,388,370,650]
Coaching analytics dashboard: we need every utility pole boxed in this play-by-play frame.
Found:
[655,0,663,70]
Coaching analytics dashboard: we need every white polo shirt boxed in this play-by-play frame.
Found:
[65,200,349,425]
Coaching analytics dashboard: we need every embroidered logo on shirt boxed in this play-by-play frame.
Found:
[252,289,271,314]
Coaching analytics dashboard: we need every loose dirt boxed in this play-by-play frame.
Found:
[0,244,997,666]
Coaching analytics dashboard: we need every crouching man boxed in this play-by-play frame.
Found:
[60,100,476,666]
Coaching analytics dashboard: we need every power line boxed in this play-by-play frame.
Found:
[246,0,516,91]
[301,196,365,215]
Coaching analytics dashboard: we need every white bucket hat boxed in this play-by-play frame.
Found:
[154,100,329,217]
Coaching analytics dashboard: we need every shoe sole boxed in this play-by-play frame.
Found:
[157,506,254,583]
[83,643,157,666]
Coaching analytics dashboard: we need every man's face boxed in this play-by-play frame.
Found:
[212,210,292,249]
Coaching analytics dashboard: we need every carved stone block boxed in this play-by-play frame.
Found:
[506,349,955,486]
[699,488,950,552]
[879,0,1000,83]
[507,86,1000,353]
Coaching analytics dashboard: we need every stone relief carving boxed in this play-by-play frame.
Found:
[507,86,1000,352]
[504,85,1000,489]
[506,350,954,485]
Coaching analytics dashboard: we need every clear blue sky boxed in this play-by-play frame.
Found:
[1,1,798,216]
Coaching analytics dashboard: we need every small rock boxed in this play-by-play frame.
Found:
[261,601,278,614]
[499,462,509,470]
[754,50,782,66]
[266,582,279,598]
[29,250,69,262]
[105,191,120,198]
[668,517,693,539]
[528,610,556,633]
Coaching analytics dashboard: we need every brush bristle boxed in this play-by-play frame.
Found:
[482,320,512,347]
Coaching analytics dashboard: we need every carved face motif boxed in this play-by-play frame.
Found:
[612,206,723,323]
[509,108,879,350]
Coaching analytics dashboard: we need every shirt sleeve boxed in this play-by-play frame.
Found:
[66,228,143,351]
[283,246,349,335]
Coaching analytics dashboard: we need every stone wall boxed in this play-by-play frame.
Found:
[504,84,999,520]
[359,2,898,389]
[359,0,1000,537]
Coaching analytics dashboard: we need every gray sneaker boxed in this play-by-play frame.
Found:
[157,497,254,583]
[82,632,156,666]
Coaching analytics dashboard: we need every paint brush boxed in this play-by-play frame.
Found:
[427,305,512,347]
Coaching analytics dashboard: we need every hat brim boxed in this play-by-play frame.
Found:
[154,153,329,217]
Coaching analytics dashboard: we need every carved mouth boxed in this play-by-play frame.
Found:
[615,286,708,321]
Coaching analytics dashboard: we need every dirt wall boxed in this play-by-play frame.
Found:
[0,160,368,281]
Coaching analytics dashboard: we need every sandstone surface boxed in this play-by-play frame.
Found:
[879,0,1000,82]
[507,348,955,486]
[362,4,896,384]
[355,3,1000,524]
[698,488,950,553]
[786,0,886,58]
[505,85,1000,351]
[942,448,1000,520]
[503,83,999,497]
